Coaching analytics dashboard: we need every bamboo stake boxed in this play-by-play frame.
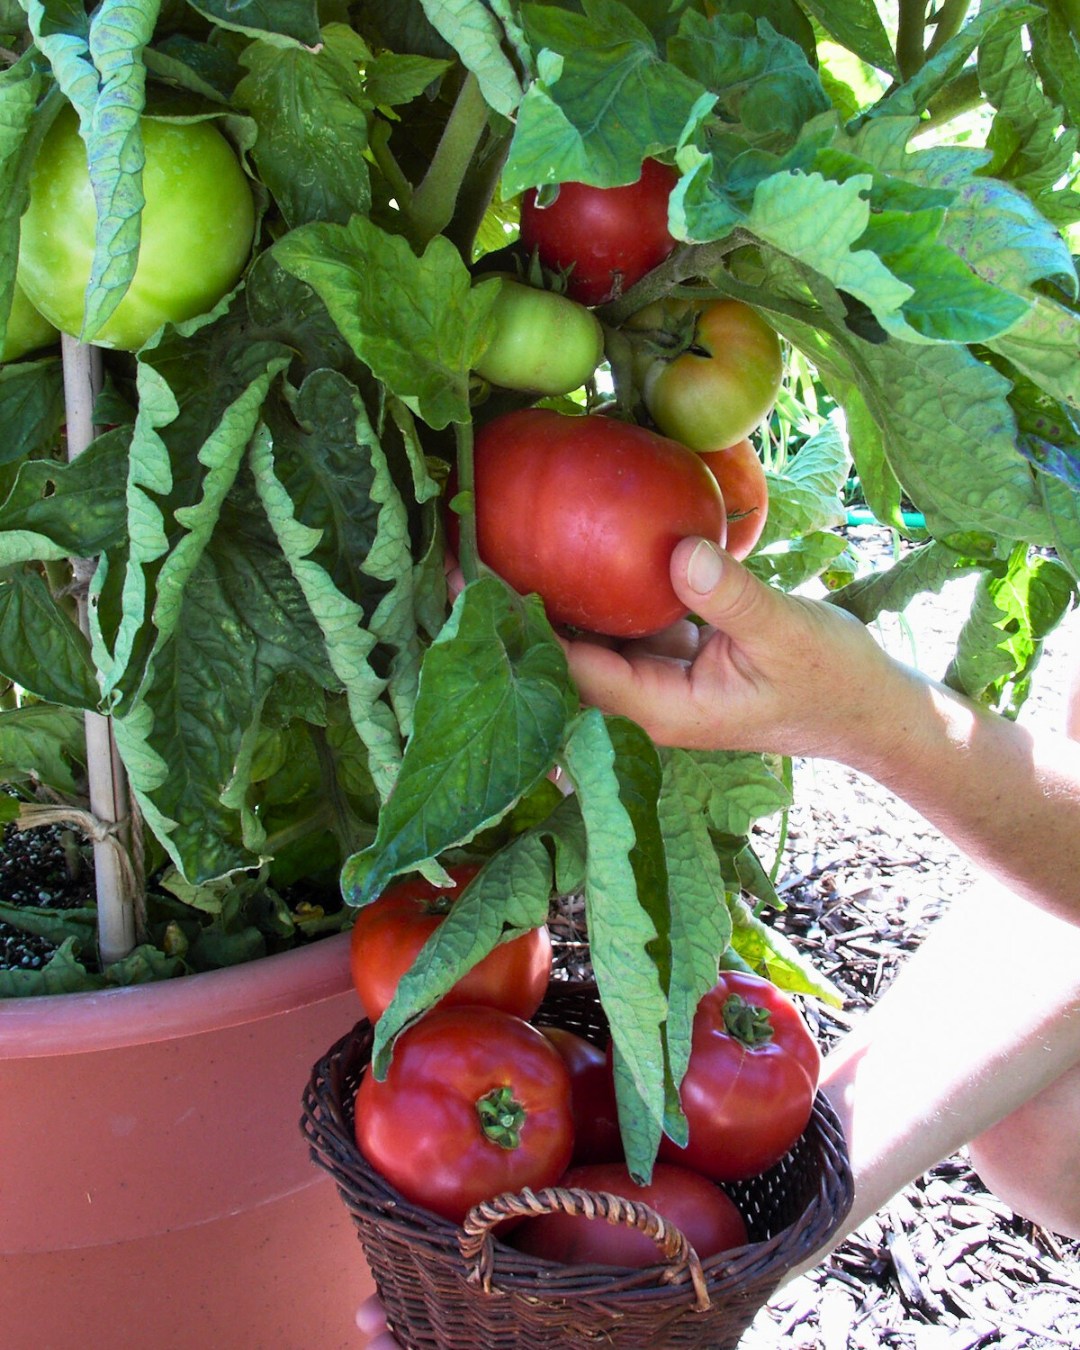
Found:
[61,332,139,965]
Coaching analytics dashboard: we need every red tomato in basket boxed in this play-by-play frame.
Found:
[349,863,553,1023]
[509,1161,748,1267]
[658,971,820,1182]
[355,1005,574,1224]
[537,1026,622,1165]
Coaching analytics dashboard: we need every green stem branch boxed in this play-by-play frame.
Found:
[408,72,491,249]
[896,0,929,81]
[453,416,480,584]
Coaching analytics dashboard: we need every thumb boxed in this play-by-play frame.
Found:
[670,537,779,636]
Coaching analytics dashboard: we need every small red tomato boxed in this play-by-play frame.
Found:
[354,1005,574,1224]
[697,439,770,560]
[349,863,553,1023]
[658,971,820,1182]
[519,160,678,307]
[538,1026,622,1165]
[510,1161,748,1267]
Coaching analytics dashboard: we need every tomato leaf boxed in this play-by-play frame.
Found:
[945,547,1078,714]
[184,0,321,47]
[0,703,86,795]
[0,568,99,708]
[503,0,712,193]
[235,32,373,230]
[418,0,523,118]
[370,826,559,1077]
[801,0,897,77]
[727,894,844,1006]
[757,415,849,550]
[668,10,831,146]
[562,710,669,1179]
[249,410,403,805]
[0,427,128,564]
[273,216,495,429]
[341,575,577,907]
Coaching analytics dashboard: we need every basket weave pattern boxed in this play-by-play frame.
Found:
[301,983,854,1349]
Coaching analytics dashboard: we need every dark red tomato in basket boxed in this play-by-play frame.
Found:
[509,1161,748,1267]
[454,407,726,638]
[537,1026,622,1165]
[658,970,821,1183]
[519,159,678,307]
[355,1005,574,1225]
[349,863,553,1024]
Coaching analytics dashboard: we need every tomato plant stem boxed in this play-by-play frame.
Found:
[454,417,481,584]
[408,71,490,248]
[61,333,143,966]
[896,0,929,81]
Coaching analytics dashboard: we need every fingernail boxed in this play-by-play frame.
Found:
[686,539,723,594]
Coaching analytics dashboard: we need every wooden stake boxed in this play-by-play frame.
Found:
[61,332,139,965]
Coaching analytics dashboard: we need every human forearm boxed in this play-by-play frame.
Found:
[835,665,1080,924]
[781,881,1080,1281]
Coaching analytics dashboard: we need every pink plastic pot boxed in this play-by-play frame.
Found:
[0,933,375,1349]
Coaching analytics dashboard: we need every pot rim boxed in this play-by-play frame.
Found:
[0,931,353,1057]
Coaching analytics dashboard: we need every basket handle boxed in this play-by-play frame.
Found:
[459,1185,712,1312]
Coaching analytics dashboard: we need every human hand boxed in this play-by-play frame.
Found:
[564,537,909,769]
[356,1294,400,1349]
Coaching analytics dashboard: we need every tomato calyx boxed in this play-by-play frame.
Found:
[476,1085,528,1149]
[721,994,775,1048]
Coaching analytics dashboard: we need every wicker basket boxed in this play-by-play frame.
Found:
[301,982,854,1349]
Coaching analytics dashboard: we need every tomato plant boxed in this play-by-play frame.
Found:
[349,863,553,1023]
[519,159,678,307]
[18,107,255,352]
[630,298,783,452]
[697,439,770,560]
[354,1005,574,1224]
[657,971,821,1182]
[473,276,604,395]
[509,1161,748,1267]
[538,1026,622,1165]
[461,407,727,637]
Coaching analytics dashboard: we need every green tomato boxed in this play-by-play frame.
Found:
[2,282,57,362]
[473,276,604,396]
[18,107,256,352]
[632,297,783,452]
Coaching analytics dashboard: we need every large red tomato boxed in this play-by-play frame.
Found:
[537,1026,622,1165]
[697,439,770,560]
[519,159,678,307]
[509,1161,748,1267]
[631,297,783,451]
[349,863,553,1024]
[460,408,727,638]
[657,970,821,1182]
[354,1005,574,1224]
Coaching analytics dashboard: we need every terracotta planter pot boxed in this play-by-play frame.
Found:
[0,933,375,1349]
